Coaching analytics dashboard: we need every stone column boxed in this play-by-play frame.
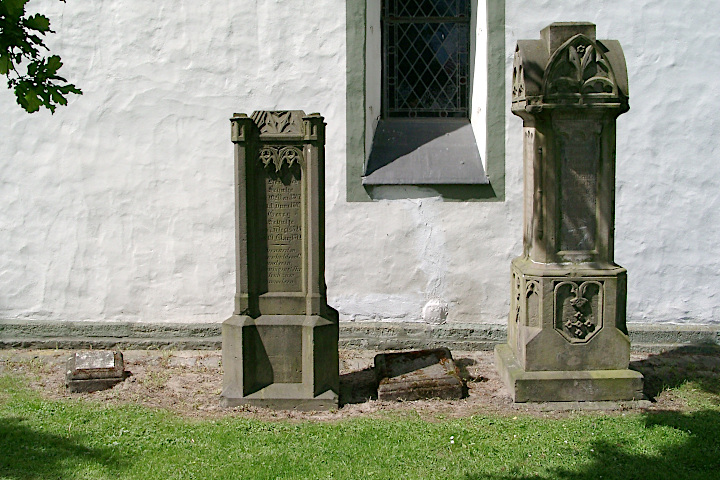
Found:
[495,23,644,402]
[221,111,339,410]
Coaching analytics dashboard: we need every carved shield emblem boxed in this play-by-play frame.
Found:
[554,280,603,343]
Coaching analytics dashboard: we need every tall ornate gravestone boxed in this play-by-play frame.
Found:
[495,23,644,402]
[221,111,339,410]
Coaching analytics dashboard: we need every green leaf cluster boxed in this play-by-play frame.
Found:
[0,0,81,113]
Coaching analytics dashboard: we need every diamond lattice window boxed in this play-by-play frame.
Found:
[383,0,470,117]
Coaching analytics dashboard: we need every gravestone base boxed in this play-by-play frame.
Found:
[495,257,643,403]
[221,313,339,410]
[67,377,127,393]
[495,344,644,403]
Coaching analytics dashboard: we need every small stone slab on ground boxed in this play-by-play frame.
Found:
[375,348,464,401]
[66,350,126,393]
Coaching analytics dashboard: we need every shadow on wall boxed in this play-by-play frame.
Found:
[0,416,125,479]
[364,119,473,176]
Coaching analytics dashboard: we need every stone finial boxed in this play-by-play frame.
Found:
[512,22,628,114]
[540,22,596,54]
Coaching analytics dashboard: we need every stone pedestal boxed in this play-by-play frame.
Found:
[221,111,339,410]
[495,23,643,402]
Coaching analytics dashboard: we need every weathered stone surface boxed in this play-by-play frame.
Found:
[497,23,642,402]
[221,314,338,410]
[66,350,125,393]
[222,111,339,410]
[375,348,463,401]
[495,344,643,402]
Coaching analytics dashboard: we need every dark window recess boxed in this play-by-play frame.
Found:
[364,0,487,186]
[383,0,470,118]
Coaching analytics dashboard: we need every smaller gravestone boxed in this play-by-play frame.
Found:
[375,348,463,401]
[66,350,125,393]
[222,111,339,410]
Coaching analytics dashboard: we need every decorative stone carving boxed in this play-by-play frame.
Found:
[251,110,304,135]
[222,111,339,410]
[512,271,522,325]
[543,35,617,97]
[554,280,603,342]
[259,146,304,173]
[525,280,540,329]
[512,52,525,102]
[495,23,643,403]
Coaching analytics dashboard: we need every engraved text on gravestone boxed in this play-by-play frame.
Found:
[265,175,302,292]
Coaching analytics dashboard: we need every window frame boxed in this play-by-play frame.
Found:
[344,0,506,200]
[381,0,472,119]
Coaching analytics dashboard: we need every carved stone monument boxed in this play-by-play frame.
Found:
[221,111,339,410]
[495,23,644,402]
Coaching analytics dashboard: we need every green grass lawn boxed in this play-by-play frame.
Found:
[2,374,720,480]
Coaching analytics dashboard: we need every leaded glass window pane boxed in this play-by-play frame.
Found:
[386,0,469,18]
[383,0,470,118]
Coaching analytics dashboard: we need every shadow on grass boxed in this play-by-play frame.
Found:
[466,344,720,480]
[630,344,720,400]
[0,416,124,479]
[465,409,720,480]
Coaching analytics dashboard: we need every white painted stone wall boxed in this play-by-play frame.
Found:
[1,0,718,326]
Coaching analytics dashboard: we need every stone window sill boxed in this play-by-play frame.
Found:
[361,118,488,185]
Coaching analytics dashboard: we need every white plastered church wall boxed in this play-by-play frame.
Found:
[1,0,719,326]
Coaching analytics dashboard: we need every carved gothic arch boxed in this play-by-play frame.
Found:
[542,34,618,98]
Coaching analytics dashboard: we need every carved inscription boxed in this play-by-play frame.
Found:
[265,175,302,292]
[554,115,601,252]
